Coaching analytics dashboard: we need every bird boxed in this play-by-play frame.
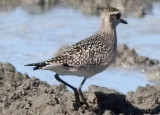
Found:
[25,7,127,107]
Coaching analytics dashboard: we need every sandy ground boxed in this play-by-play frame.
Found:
[0,62,160,115]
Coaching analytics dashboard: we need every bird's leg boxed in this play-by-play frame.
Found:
[54,74,80,105]
[78,77,89,107]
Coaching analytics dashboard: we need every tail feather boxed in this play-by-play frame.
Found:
[25,62,47,70]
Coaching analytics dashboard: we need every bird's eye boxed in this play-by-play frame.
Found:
[110,15,116,20]
[110,13,121,22]
[116,13,121,19]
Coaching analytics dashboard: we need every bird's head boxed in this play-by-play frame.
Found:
[100,7,128,29]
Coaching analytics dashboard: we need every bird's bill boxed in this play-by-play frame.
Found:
[120,19,128,24]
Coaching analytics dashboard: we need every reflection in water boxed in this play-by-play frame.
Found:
[0,1,159,93]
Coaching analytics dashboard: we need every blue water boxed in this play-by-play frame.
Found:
[0,3,160,94]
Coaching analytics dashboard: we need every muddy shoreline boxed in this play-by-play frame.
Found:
[0,0,158,17]
[0,62,160,115]
[0,1,160,114]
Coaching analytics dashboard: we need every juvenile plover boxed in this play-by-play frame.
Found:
[25,7,127,107]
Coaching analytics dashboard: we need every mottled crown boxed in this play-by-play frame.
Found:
[105,7,120,12]
[104,7,121,16]
[103,7,121,18]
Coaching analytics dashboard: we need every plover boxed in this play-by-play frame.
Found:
[25,7,127,107]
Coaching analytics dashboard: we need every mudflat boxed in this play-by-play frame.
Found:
[0,62,160,115]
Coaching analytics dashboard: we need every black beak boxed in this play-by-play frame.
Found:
[120,19,128,24]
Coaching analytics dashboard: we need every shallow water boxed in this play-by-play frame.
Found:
[0,2,160,94]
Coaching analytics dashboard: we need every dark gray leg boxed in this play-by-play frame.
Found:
[54,74,80,104]
[78,77,89,107]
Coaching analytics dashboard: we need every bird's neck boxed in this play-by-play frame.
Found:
[99,24,117,40]
[99,23,117,49]
[99,23,116,34]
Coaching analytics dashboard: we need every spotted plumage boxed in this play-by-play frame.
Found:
[55,34,115,67]
[25,7,127,106]
[26,33,116,77]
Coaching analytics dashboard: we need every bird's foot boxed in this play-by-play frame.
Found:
[78,88,89,108]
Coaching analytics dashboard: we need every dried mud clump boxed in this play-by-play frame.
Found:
[0,0,155,17]
[147,66,160,82]
[115,44,159,67]
[0,62,160,115]
[127,84,160,114]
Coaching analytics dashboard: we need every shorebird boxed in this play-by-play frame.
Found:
[25,7,127,107]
